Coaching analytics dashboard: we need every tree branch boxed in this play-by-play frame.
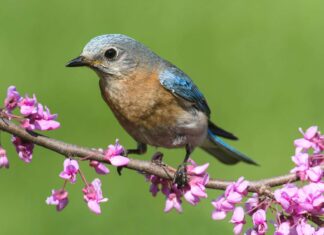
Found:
[0,118,315,195]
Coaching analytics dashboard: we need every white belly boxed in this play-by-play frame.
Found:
[135,110,209,149]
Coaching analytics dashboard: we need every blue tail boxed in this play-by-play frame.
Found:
[200,129,258,165]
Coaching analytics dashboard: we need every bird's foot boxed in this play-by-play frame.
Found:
[173,163,189,188]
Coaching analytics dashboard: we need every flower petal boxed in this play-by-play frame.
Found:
[191,163,209,175]
[110,155,129,166]
[212,210,227,220]
[304,126,318,139]
[87,200,101,214]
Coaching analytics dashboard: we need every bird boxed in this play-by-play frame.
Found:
[66,34,257,187]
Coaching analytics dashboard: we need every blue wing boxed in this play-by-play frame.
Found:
[159,65,211,117]
[159,64,257,165]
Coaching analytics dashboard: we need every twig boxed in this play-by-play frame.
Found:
[0,118,321,195]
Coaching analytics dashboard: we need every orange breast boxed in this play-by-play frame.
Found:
[99,69,188,142]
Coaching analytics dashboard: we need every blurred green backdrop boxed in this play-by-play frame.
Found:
[1,0,324,234]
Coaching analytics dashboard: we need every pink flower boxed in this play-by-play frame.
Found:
[164,191,182,213]
[145,174,170,197]
[59,159,79,183]
[274,184,299,214]
[225,177,249,204]
[144,158,209,211]
[46,189,69,211]
[18,94,37,116]
[315,228,324,235]
[4,86,21,113]
[274,222,291,235]
[83,178,108,214]
[225,176,249,203]
[183,159,209,205]
[297,183,324,215]
[230,207,246,235]
[11,135,34,163]
[306,166,323,183]
[3,88,60,131]
[245,193,259,215]
[0,146,9,169]
[186,159,209,175]
[291,153,322,182]
[89,160,109,175]
[295,219,316,235]
[20,103,60,131]
[252,209,268,234]
[294,126,324,154]
[211,195,234,220]
[212,177,249,221]
[104,140,129,166]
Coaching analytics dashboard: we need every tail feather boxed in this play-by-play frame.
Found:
[200,130,258,165]
[208,121,238,140]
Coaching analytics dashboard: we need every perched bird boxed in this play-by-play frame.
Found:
[66,34,257,186]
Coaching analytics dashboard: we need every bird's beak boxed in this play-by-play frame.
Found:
[66,56,88,67]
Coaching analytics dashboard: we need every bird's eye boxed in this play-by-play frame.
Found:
[104,48,118,60]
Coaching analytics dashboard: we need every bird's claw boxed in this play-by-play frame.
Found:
[173,164,188,188]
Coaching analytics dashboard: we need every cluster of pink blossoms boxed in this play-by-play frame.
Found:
[46,157,109,214]
[143,126,323,234]
[46,140,129,214]
[291,126,323,182]
[145,158,209,213]
[210,126,324,235]
[1,86,130,214]
[5,86,60,131]
[0,86,60,167]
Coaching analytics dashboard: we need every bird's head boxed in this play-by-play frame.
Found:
[66,34,158,79]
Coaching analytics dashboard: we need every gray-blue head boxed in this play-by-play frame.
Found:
[66,34,158,78]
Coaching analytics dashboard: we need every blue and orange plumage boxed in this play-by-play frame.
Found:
[67,34,257,184]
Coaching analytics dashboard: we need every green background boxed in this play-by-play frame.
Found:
[0,0,323,234]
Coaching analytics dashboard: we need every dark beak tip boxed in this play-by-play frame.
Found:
[66,56,86,67]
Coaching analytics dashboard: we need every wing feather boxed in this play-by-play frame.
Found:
[159,65,211,117]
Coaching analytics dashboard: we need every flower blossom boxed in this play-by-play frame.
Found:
[18,94,37,116]
[11,135,34,163]
[83,178,108,214]
[294,126,324,154]
[4,86,21,113]
[230,207,246,235]
[144,158,209,212]
[20,102,60,131]
[59,159,79,183]
[297,183,324,215]
[274,184,299,214]
[212,177,249,220]
[294,219,324,235]
[0,146,9,169]
[252,209,268,234]
[164,190,182,213]
[104,140,129,166]
[245,193,260,216]
[89,160,109,175]
[46,189,69,211]
[291,153,323,182]
[274,221,291,235]
[183,159,209,205]
[145,174,170,197]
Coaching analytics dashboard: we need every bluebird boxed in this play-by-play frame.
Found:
[66,34,257,186]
